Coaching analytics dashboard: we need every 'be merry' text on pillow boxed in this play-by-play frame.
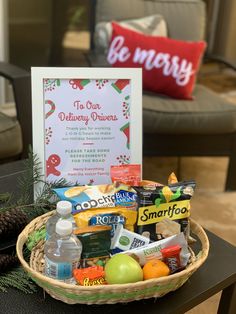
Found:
[107,22,206,100]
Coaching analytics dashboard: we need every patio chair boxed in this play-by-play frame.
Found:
[0,62,31,162]
[87,0,236,190]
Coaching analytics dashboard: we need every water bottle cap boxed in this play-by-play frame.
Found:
[56,201,72,215]
[55,220,72,236]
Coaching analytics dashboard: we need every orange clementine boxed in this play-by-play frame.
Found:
[143,259,170,280]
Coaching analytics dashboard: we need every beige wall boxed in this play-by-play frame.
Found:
[221,1,236,61]
[213,0,236,62]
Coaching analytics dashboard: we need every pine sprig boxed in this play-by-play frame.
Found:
[16,147,42,206]
[0,193,11,203]
[0,149,77,293]
[35,178,69,202]
[0,266,37,293]
[0,149,77,217]
[0,150,71,218]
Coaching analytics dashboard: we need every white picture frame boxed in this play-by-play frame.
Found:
[31,67,142,192]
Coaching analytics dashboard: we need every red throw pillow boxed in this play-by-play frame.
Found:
[107,22,206,100]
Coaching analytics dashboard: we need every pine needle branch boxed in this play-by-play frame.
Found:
[0,150,72,218]
[0,266,37,293]
[0,192,11,203]
[0,149,78,293]
[16,147,42,206]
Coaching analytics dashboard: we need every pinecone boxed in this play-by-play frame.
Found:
[0,254,19,273]
[0,208,28,240]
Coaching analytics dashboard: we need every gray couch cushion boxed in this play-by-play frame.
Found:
[143,85,236,134]
[95,0,206,41]
[0,112,22,159]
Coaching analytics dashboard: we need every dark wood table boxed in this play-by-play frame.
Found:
[0,160,236,314]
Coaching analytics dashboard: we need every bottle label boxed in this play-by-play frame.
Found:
[44,256,78,280]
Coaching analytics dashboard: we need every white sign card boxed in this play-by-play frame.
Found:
[31,67,142,188]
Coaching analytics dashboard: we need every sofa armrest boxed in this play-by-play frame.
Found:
[0,62,29,80]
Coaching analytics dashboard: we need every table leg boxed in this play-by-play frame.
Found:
[218,283,236,314]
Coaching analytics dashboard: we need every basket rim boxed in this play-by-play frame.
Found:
[16,212,209,291]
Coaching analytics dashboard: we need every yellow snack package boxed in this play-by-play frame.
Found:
[74,207,137,238]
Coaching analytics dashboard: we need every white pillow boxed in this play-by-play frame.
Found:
[94,15,167,52]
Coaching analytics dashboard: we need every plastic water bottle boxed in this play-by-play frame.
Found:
[44,220,82,283]
[46,200,76,239]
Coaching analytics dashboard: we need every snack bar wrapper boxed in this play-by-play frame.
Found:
[111,224,150,254]
[121,232,190,267]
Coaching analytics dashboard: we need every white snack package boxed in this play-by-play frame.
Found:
[111,224,150,253]
[121,232,190,266]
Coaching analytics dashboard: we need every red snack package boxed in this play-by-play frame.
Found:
[110,164,141,186]
[73,266,106,286]
[160,244,182,273]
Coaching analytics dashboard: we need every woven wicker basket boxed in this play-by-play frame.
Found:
[16,211,209,305]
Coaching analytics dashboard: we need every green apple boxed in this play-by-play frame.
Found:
[105,254,143,284]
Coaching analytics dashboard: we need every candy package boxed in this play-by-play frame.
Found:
[110,164,141,186]
[73,266,106,286]
[161,244,182,273]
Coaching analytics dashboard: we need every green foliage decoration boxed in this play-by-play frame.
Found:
[0,148,74,293]
[0,266,37,293]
